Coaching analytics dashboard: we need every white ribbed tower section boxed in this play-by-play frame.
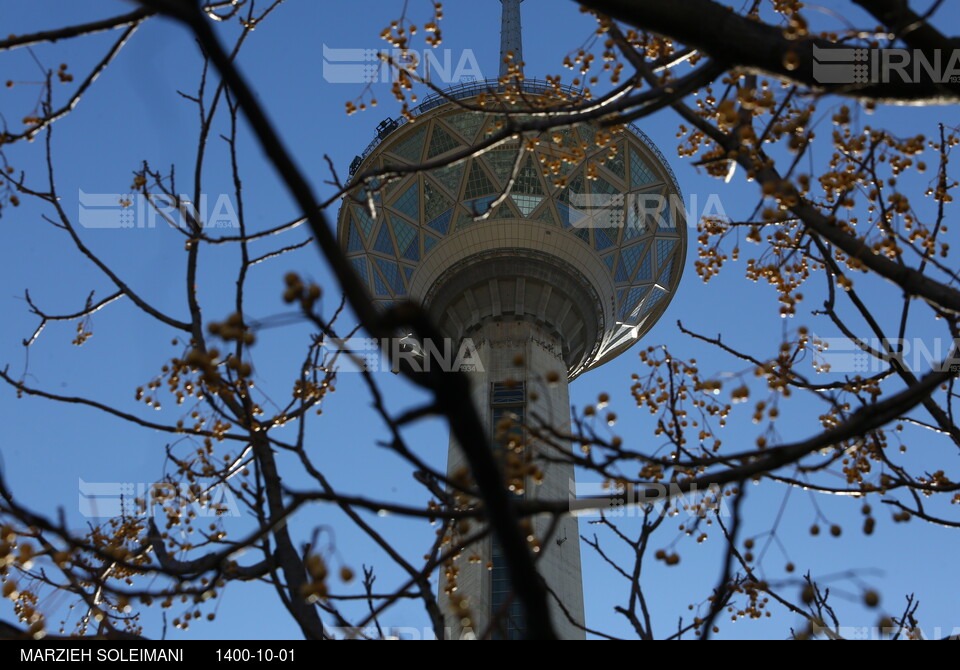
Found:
[426,250,589,639]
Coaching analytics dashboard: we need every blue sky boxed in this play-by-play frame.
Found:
[1,0,958,639]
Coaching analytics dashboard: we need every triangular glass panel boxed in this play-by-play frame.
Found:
[427,209,453,235]
[615,258,629,283]
[390,214,417,255]
[657,238,677,266]
[347,219,364,252]
[657,195,676,230]
[624,198,646,241]
[490,200,517,219]
[423,180,452,223]
[515,155,544,195]
[350,258,368,287]
[485,148,521,185]
[446,112,484,142]
[640,286,668,315]
[630,148,657,187]
[372,268,390,297]
[556,202,587,228]
[372,223,394,255]
[658,256,676,286]
[465,196,497,217]
[402,234,420,262]
[592,175,620,196]
[427,124,461,159]
[619,286,650,320]
[620,242,646,277]
[536,204,557,226]
[393,182,420,221]
[353,205,375,239]
[431,162,464,197]
[594,227,615,251]
[512,194,543,216]
[374,258,404,295]
[423,234,440,253]
[464,161,497,200]
[606,143,626,179]
[636,248,652,280]
[390,125,427,164]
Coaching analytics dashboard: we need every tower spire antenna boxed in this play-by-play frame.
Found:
[499,0,524,80]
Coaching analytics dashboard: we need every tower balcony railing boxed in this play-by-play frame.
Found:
[352,77,680,195]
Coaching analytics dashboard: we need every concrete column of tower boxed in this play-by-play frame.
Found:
[440,319,585,640]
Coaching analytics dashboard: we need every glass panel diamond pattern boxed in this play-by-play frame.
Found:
[432,163,464,197]
[630,148,657,187]
[657,238,677,267]
[446,112,484,142]
[615,257,629,283]
[625,198,646,240]
[641,286,668,315]
[393,183,420,221]
[485,147,520,184]
[658,256,675,286]
[350,258,368,287]
[464,161,496,200]
[620,242,646,278]
[427,124,461,158]
[636,247,652,280]
[372,223,394,255]
[594,227,615,251]
[390,214,417,255]
[535,204,556,226]
[423,181,452,223]
[619,286,650,320]
[516,156,544,195]
[347,220,363,252]
[372,268,389,297]
[374,258,404,295]
[658,194,675,230]
[427,209,453,235]
[402,236,420,261]
[352,205,375,239]
[606,144,626,179]
[389,125,427,163]
[512,194,543,216]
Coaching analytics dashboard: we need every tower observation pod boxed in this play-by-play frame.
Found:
[336,0,686,640]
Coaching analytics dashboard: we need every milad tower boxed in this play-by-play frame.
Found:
[337,0,686,639]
